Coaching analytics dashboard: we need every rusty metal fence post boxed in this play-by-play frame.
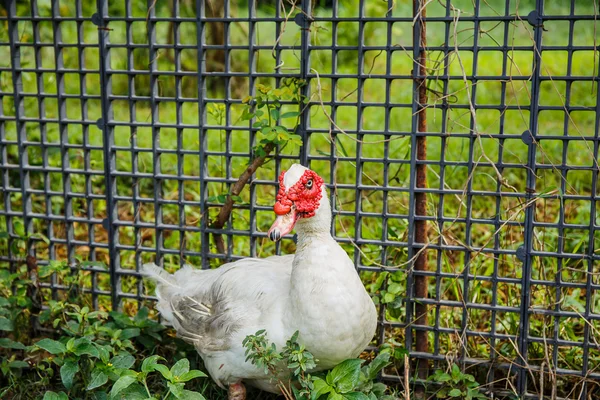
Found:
[407,0,429,394]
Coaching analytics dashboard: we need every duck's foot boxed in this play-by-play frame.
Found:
[228,382,246,400]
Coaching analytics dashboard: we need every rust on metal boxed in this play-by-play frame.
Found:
[413,0,429,390]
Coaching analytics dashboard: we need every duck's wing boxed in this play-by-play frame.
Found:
[142,254,294,351]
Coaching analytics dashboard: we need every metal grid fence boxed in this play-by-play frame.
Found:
[1,0,599,398]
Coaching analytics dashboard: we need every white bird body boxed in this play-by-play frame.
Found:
[143,164,377,394]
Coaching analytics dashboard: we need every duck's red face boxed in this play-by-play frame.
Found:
[268,169,324,241]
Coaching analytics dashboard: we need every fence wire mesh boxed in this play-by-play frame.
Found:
[1,0,599,398]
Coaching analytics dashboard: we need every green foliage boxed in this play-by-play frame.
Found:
[0,257,214,400]
[243,330,395,400]
[242,329,283,376]
[367,270,406,321]
[1,301,208,399]
[18,305,206,399]
[0,264,37,344]
[240,78,306,157]
[428,364,488,400]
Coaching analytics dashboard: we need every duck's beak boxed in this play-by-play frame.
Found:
[268,204,297,241]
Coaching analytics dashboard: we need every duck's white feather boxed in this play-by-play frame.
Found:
[142,164,377,392]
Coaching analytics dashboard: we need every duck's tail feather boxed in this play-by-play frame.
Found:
[141,262,177,286]
[141,263,214,345]
[141,262,182,325]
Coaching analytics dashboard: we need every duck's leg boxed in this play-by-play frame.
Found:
[228,382,246,400]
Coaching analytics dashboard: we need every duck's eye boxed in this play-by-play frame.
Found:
[306,179,313,190]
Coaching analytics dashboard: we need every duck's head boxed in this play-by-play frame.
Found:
[268,164,328,241]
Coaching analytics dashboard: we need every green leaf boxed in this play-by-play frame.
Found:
[382,292,396,304]
[433,372,451,383]
[180,390,206,400]
[260,125,273,135]
[328,359,364,393]
[270,108,280,121]
[343,393,370,400]
[289,134,304,147]
[8,360,29,369]
[370,272,389,293]
[280,111,301,119]
[167,382,185,398]
[153,363,172,380]
[0,338,26,350]
[387,283,402,295]
[97,345,112,364]
[177,369,207,382]
[60,360,79,389]
[311,378,332,400]
[436,389,449,399]
[39,309,52,323]
[93,392,108,400]
[111,354,135,370]
[364,352,391,381]
[66,337,76,352]
[254,145,266,157]
[141,355,164,373]
[119,328,140,340]
[36,338,67,355]
[252,120,266,128]
[241,109,255,121]
[88,369,109,390]
[110,311,134,328]
[0,317,13,331]
[170,358,190,378]
[449,388,462,397]
[134,307,149,324]
[114,383,148,400]
[43,392,69,400]
[110,375,137,399]
[371,383,388,397]
[38,265,55,278]
[73,338,99,357]
[327,393,345,400]
[29,233,50,244]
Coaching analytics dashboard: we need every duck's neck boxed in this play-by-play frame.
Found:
[294,194,334,249]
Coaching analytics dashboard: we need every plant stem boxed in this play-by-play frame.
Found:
[143,378,152,397]
[277,381,294,400]
[210,142,275,254]
[266,98,272,127]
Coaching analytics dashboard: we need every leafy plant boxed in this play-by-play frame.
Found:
[38,356,207,400]
[107,356,207,400]
[367,271,405,321]
[208,78,307,254]
[428,364,488,400]
[243,329,394,400]
[0,254,214,399]
[240,78,305,157]
[1,298,208,399]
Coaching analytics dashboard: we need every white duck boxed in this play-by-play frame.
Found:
[142,164,377,399]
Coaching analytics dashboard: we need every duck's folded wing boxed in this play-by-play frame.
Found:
[142,255,293,351]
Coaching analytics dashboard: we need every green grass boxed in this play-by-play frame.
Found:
[1,0,600,397]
